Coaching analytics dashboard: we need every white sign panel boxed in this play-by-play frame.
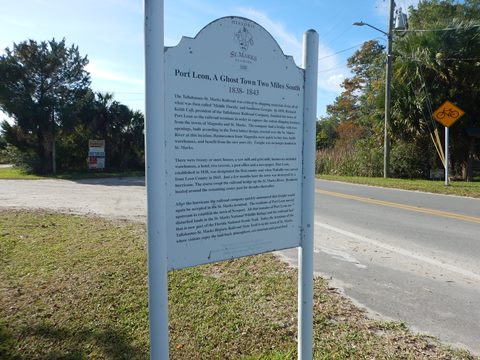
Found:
[164,17,304,269]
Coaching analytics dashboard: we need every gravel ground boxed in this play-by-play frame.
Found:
[0,177,146,222]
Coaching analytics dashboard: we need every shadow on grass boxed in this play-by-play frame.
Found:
[6,322,148,360]
[42,171,146,186]
[0,167,145,183]
[69,176,145,187]
[0,321,16,360]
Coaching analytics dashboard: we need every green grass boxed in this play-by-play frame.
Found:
[1,210,477,359]
[318,174,480,198]
[0,167,44,179]
[0,166,144,180]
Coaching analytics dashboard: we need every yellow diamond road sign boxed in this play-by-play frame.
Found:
[433,100,465,127]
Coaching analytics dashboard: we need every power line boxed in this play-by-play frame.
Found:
[95,90,143,94]
[438,57,480,61]
[318,38,383,61]
[316,37,388,73]
[400,24,480,33]
[398,56,480,62]
[318,44,361,61]
[317,64,350,73]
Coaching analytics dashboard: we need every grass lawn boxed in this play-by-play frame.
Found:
[1,210,477,359]
[318,175,480,198]
[0,166,144,180]
[0,166,44,180]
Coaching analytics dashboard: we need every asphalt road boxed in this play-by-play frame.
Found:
[282,179,480,354]
[1,177,479,353]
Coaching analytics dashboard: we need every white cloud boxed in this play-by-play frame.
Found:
[104,0,142,14]
[2,17,31,28]
[326,73,346,93]
[316,41,349,94]
[86,60,143,86]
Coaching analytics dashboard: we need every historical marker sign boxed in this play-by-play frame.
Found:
[164,17,305,269]
[145,7,318,357]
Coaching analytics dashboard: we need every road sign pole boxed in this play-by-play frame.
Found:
[445,126,449,186]
[433,101,465,186]
[145,0,169,359]
[299,29,318,360]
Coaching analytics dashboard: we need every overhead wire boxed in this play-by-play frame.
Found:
[317,37,387,76]
[320,6,352,41]
[401,24,480,33]
[317,64,350,73]
[95,90,143,94]
[397,54,480,62]
[318,37,384,61]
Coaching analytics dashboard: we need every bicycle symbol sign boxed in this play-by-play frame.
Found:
[433,100,465,127]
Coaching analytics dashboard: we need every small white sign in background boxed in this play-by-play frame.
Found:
[88,139,105,170]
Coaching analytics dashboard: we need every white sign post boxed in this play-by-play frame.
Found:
[145,3,318,358]
[145,1,169,359]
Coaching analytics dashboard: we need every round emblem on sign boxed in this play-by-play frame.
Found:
[234,27,254,51]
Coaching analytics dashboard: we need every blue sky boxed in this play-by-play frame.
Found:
[0,0,420,124]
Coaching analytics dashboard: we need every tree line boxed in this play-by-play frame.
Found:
[2,1,479,179]
[316,0,480,180]
[0,38,144,173]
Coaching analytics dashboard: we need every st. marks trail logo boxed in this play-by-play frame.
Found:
[230,25,257,64]
[235,27,254,51]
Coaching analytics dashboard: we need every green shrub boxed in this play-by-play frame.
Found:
[1,144,40,173]
[355,138,383,177]
[316,138,382,177]
[390,141,428,179]
[0,148,9,164]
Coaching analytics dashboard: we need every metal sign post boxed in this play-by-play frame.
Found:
[444,126,449,186]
